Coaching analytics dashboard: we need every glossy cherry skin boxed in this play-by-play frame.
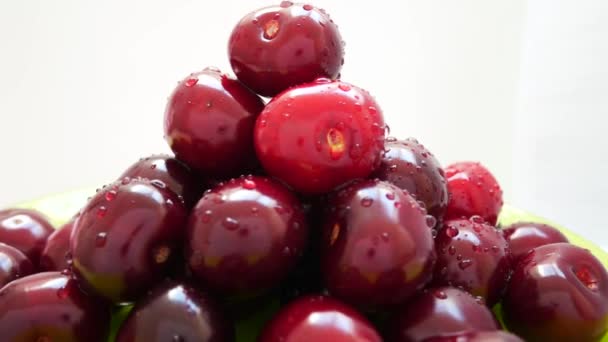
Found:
[120,154,204,209]
[164,68,265,177]
[71,178,188,303]
[0,242,34,288]
[255,80,386,194]
[502,243,608,341]
[388,287,499,342]
[0,208,55,266]
[228,2,344,97]
[186,176,308,297]
[373,137,448,224]
[40,219,74,272]
[423,331,524,342]
[116,281,233,342]
[502,222,569,261]
[259,295,382,342]
[433,217,512,306]
[0,272,111,341]
[321,180,436,309]
[444,162,503,225]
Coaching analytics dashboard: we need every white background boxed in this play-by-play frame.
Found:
[0,1,607,245]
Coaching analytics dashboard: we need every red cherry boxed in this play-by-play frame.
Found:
[0,242,34,288]
[423,331,524,342]
[0,208,55,266]
[228,2,344,97]
[321,180,435,309]
[259,295,382,342]
[502,222,569,261]
[164,68,265,177]
[40,219,74,272]
[255,80,385,194]
[502,243,608,341]
[444,162,503,225]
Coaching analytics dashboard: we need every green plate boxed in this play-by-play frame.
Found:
[13,188,608,341]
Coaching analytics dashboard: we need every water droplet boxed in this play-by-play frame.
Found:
[280,0,293,8]
[349,144,362,159]
[368,106,377,115]
[95,232,107,247]
[394,201,402,208]
[360,197,373,207]
[263,20,280,40]
[173,335,185,342]
[315,77,331,84]
[456,254,463,261]
[425,215,437,228]
[151,179,167,189]
[431,229,438,238]
[303,4,313,10]
[315,140,323,152]
[96,206,107,219]
[243,179,256,190]
[203,66,221,73]
[121,177,131,185]
[445,226,459,238]
[491,245,500,253]
[201,210,212,223]
[575,266,599,291]
[338,83,351,92]
[223,217,239,231]
[283,247,292,256]
[448,245,456,255]
[459,259,473,269]
[105,190,117,202]
[252,18,259,24]
[381,232,389,241]
[385,192,395,200]
[259,119,267,128]
[433,289,447,299]
[184,78,198,87]
[472,245,480,252]
[470,215,485,224]
[57,287,68,299]
[251,207,259,214]
[389,164,398,172]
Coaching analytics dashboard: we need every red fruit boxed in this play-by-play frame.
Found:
[321,180,435,309]
[116,281,233,342]
[259,295,382,342]
[502,222,569,261]
[0,242,34,288]
[120,154,204,209]
[0,208,55,266]
[374,138,448,224]
[71,178,188,303]
[433,217,512,306]
[40,219,74,272]
[502,243,608,341]
[228,2,344,97]
[444,162,503,225]
[255,80,385,194]
[423,331,524,342]
[186,176,308,297]
[164,68,265,177]
[388,287,499,342]
[0,272,111,341]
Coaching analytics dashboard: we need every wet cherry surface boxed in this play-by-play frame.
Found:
[0,208,55,266]
[0,272,111,341]
[40,219,74,272]
[259,295,382,342]
[228,2,344,97]
[321,180,436,309]
[71,178,188,303]
[388,286,499,342]
[422,330,524,342]
[116,280,233,342]
[502,243,608,342]
[502,222,569,261]
[255,80,386,194]
[0,242,34,288]
[164,68,265,178]
[374,137,448,224]
[433,217,512,306]
[186,176,308,297]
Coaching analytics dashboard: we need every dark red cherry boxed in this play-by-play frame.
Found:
[71,178,188,303]
[0,272,111,341]
[433,217,512,306]
[0,242,34,288]
[40,219,74,272]
[164,68,265,177]
[186,176,308,297]
[116,281,233,342]
[0,208,54,266]
[120,154,204,209]
[502,243,608,341]
[388,287,499,342]
[228,2,344,97]
[444,162,503,225]
[423,331,524,342]
[321,180,435,309]
[502,221,569,261]
[259,295,382,342]
[374,137,448,224]
[255,80,386,194]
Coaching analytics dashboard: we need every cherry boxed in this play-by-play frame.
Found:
[388,287,499,342]
[433,217,512,306]
[164,68,265,178]
[259,295,382,342]
[228,2,344,97]
[321,180,435,309]
[502,243,608,341]
[0,272,111,341]
[444,162,503,225]
[502,221,569,261]
[373,137,448,224]
[71,178,188,303]
[40,219,74,272]
[120,154,204,209]
[0,242,34,288]
[0,208,55,266]
[255,80,386,194]
[186,176,308,297]
[116,281,233,342]
[423,331,524,342]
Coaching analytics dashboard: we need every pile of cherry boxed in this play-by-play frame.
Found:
[1,2,608,341]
